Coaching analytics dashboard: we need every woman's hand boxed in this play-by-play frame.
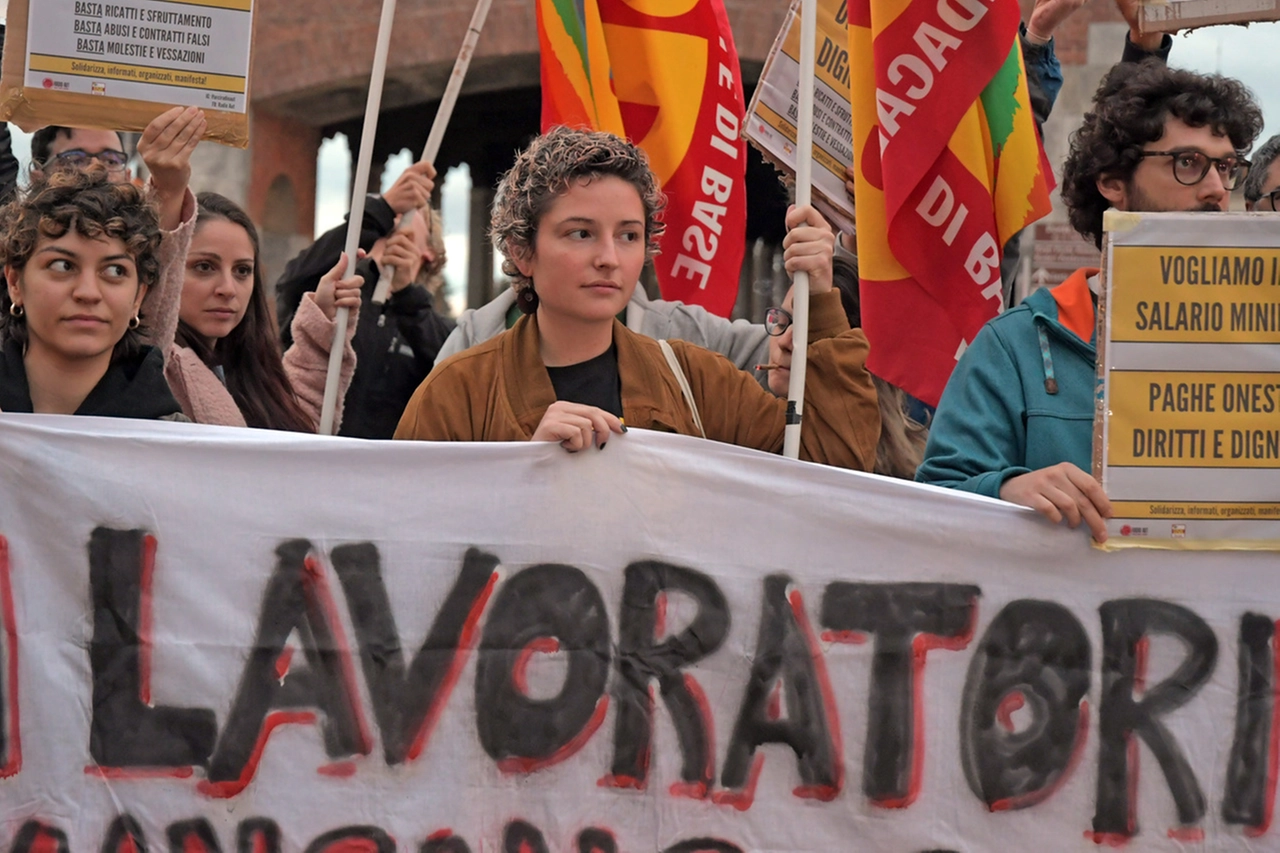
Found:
[138,105,206,231]
[314,252,364,321]
[531,401,624,452]
[381,230,424,293]
[782,204,835,294]
[381,160,437,215]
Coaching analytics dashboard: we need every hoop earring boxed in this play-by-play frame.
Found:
[8,303,22,318]
[516,285,539,315]
[128,314,140,329]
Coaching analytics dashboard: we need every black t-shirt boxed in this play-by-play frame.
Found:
[545,345,623,417]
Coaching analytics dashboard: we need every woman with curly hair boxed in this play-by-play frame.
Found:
[155,192,362,430]
[396,126,879,470]
[0,168,184,419]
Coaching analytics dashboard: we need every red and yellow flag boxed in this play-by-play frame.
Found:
[537,0,747,316]
[849,0,1055,406]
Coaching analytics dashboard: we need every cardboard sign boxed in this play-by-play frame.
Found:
[744,0,855,234]
[1098,210,1280,548]
[1140,0,1280,33]
[5,416,1280,848]
[0,0,252,147]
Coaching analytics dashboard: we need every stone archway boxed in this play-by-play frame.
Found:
[259,173,305,296]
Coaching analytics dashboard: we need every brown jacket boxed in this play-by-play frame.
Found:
[395,290,879,471]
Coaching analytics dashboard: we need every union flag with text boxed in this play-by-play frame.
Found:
[849,0,1054,406]
[538,0,747,316]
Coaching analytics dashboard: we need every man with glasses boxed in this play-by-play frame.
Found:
[30,107,205,233]
[917,61,1263,542]
[1244,134,1280,213]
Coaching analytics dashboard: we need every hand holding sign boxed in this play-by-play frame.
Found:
[380,230,426,294]
[138,106,206,230]
[381,160,436,215]
[1025,0,1092,43]
[782,204,835,295]
[314,252,364,321]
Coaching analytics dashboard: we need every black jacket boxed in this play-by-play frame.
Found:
[275,196,454,438]
[0,339,184,419]
[0,123,18,204]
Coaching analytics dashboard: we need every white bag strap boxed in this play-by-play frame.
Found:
[658,339,706,439]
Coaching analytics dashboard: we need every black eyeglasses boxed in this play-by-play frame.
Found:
[1255,188,1280,212]
[46,148,129,173]
[765,306,792,336]
[1138,148,1250,191]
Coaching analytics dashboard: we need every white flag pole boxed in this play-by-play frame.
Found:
[370,0,495,305]
[317,0,399,436]
[782,0,818,459]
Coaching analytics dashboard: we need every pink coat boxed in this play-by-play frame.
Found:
[142,193,358,430]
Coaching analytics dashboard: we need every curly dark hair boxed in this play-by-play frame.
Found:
[0,166,160,359]
[1060,59,1263,249]
[490,126,666,293]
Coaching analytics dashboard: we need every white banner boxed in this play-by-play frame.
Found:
[1,415,1279,850]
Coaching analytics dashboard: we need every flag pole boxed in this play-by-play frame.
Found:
[370,0,494,305]
[783,0,818,459]
[318,0,399,435]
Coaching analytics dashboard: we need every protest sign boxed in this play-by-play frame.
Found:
[1098,211,1280,549]
[0,0,252,147]
[3,416,1280,849]
[1139,0,1280,33]
[744,0,855,235]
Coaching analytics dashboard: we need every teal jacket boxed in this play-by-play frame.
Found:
[916,269,1100,497]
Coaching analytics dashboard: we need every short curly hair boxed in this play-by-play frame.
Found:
[490,126,666,292]
[1243,133,1280,205]
[0,167,161,356]
[1060,60,1262,249]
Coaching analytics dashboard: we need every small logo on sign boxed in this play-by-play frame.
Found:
[42,78,54,89]
[1120,525,1131,536]
[1172,524,1187,538]
[1120,525,1148,537]
[91,82,106,95]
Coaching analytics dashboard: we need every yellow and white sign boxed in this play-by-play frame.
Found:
[1099,211,1280,548]
[0,0,252,146]
[744,0,855,233]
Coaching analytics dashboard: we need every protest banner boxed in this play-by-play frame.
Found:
[3,416,1280,849]
[1139,0,1280,33]
[744,0,856,236]
[1098,211,1280,549]
[0,0,253,147]
[538,0,747,317]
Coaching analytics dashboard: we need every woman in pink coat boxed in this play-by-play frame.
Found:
[154,193,362,430]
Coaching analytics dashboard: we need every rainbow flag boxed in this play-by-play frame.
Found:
[538,0,747,317]
[848,0,1055,407]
